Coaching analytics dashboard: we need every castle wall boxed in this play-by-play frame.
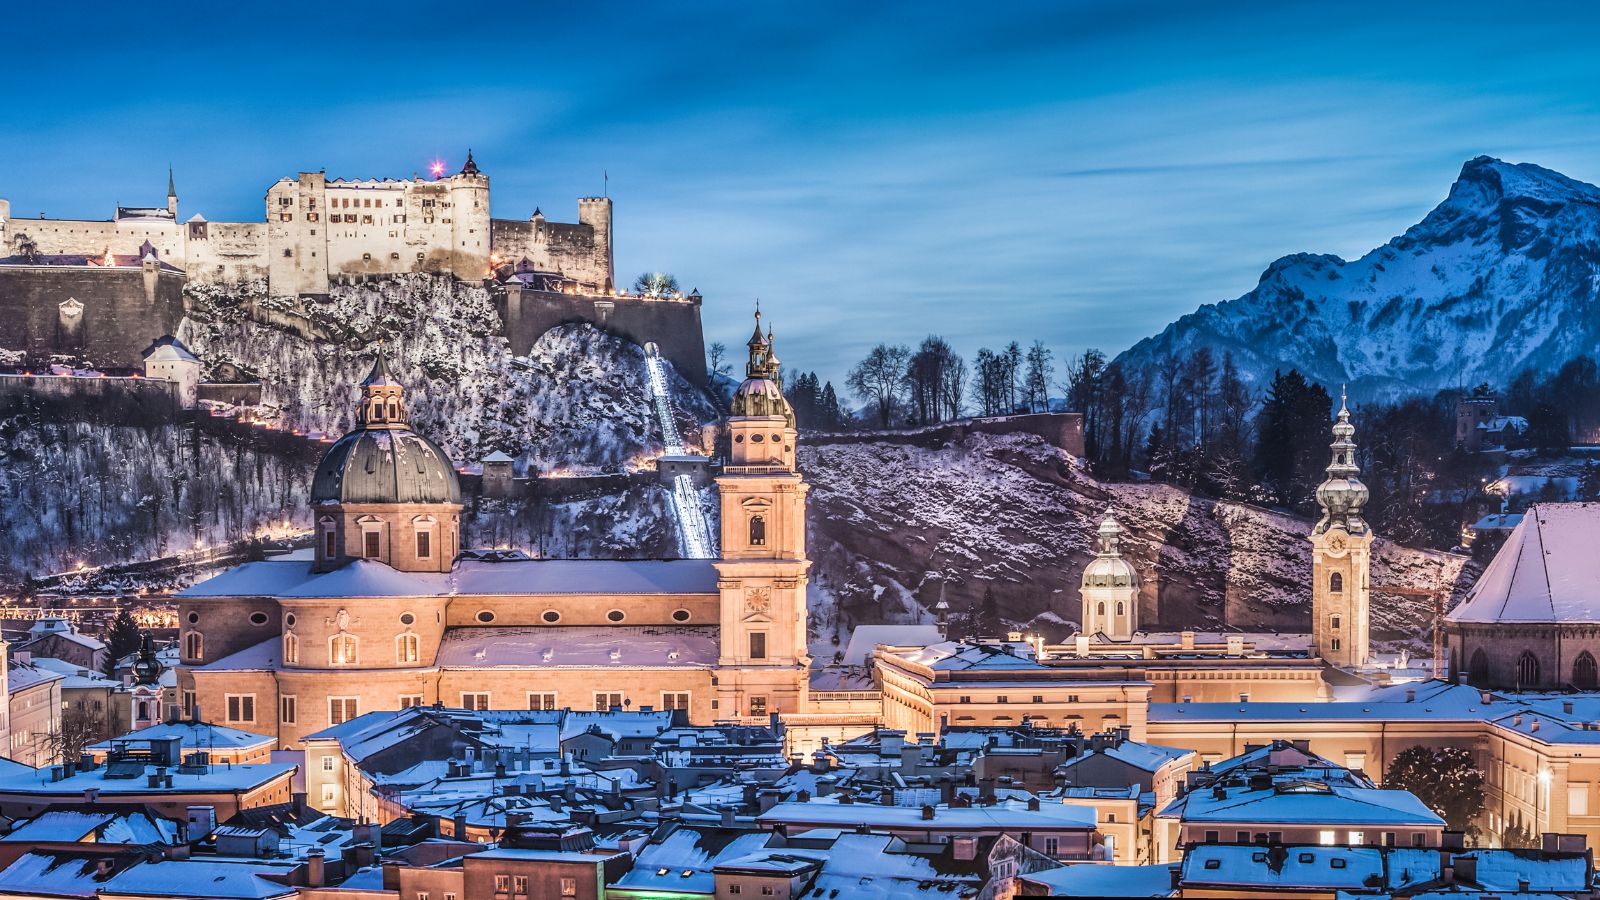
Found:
[185,221,269,286]
[491,219,606,287]
[808,412,1086,456]
[0,266,186,367]
[1,217,187,266]
[499,288,708,386]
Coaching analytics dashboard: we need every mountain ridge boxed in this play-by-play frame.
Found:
[1115,156,1600,399]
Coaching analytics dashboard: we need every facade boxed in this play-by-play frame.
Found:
[1309,391,1372,669]
[6,660,62,769]
[178,313,808,747]
[1,155,613,297]
[140,335,202,408]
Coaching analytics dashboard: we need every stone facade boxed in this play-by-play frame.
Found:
[1310,391,1372,669]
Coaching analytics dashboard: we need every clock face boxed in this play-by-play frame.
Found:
[1329,533,1347,552]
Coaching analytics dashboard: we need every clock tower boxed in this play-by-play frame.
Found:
[714,309,812,719]
[1310,388,1372,668]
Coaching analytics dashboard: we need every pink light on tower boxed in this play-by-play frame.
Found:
[429,158,447,179]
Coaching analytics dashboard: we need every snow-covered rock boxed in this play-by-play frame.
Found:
[1117,157,1600,399]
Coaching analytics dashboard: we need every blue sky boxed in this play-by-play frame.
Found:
[6,0,1600,387]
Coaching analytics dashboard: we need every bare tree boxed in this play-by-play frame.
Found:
[12,232,40,263]
[631,272,680,297]
[707,342,731,379]
[847,344,911,428]
[1023,341,1053,412]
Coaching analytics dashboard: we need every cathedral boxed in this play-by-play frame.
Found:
[176,312,809,748]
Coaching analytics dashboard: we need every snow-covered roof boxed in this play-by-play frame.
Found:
[1181,845,1439,892]
[481,450,514,463]
[3,810,179,845]
[1448,503,1600,624]
[8,663,65,694]
[143,341,199,364]
[1061,739,1194,774]
[758,798,1096,830]
[99,858,298,900]
[87,720,275,752]
[0,761,296,797]
[0,852,115,898]
[893,641,1047,671]
[178,558,721,599]
[1172,781,1443,827]
[841,625,946,666]
[30,657,119,689]
[193,638,280,673]
[436,626,718,669]
[1021,862,1174,897]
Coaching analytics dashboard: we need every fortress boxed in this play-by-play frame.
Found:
[0,154,706,382]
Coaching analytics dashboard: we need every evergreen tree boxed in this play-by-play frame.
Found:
[1385,745,1486,837]
[103,609,141,676]
[1252,370,1331,512]
[972,585,1003,639]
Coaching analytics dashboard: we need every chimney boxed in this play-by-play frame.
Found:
[1027,797,1041,811]
[83,788,100,803]
[720,808,735,827]
[1406,689,1416,703]
[186,806,216,840]
[1565,701,1575,715]
[921,805,935,821]
[1451,852,1477,884]
[96,858,115,878]
[797,789,811,803]
[1481,691,1493,704]
[306,849,326,887]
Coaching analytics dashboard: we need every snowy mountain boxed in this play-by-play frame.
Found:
[800,432,1473,654]
[1116,157,1600,399]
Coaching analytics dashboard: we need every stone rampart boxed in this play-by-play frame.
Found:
[0,266,186,368]
[0,374,178,426]
[498,287,708,386]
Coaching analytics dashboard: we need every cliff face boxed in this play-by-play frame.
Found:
[1116,157,1600,399]
[800,432,1474,654]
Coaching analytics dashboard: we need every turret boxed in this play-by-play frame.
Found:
[1310,387,1372,668]
[1080,511,1139,640]
[167,167,178,218]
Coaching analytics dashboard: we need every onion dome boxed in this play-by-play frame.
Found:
[311,353,462,505]
[131,634,162,686]
[1082,512,1138,587]
[460,148,481,176]
[1313,387,1369,535]
[729,308,795,426]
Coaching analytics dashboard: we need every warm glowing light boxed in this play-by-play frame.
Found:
[1539,769,1553,784]
[429,159,446,178]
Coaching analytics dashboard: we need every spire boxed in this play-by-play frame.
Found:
[362,344,399,387]
[460,149,480,176]
[356,345,408,427]
[167,166,176,199]
[1314,384,1368,534]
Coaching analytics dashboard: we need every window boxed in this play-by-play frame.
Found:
[1570,783,1590,816]
[662,692,690,711]
[1318,830,1336,845]
[1518,650,1542,687]
[399,695,423,708]
[418,892,428,900]
[542,610,561,624]
[996,695,1009,704]
[559,880,576,898]
[322,756,336,772]
[1116,601,1125,616]
[1412,833,1426,847]
[1383,832,1396,846]
[595,692,623,711]
[1204,830,1219,843]
[477,610,497,624]
[1331,614,1342,630]
[329,697,359,725]
[959,695,971,704]
[1331,638,1342,651]
[1032,695,1044,703]
[1331,858,1347,869]
[1043,837,1060,855]
[416,531,431,559]
[761,888,775,897]
[462,692,490,711]
[749,632,767,659]
[513,876,528,893]
[226,695,255,723]
[364,531,381,558]
[1345,753,1366,771]
[330,634,359,666]
[281,695,297,724]
[324,529,337,558]
[529,692,558,711]
[607,609,626,622]
[1576,652,1598,690]
[1330,572,1344,593]
[283,633,299,664]
[184,631,203,660]
[494,876,510,893]
[1236,830,1250,843]
[749,696,768,717]
[397,633,420,664]
[672,608,691,622]
[444,894,455,900]
[749,514,766,546]
[1097,602,1106,617]
[1348,830,1365,845]
[1469,648,1490,686]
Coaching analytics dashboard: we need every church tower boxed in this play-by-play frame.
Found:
[714,309,811,720]
[1310,388,1371,668]
[309,353,463,573]
[1080,512,1139,640]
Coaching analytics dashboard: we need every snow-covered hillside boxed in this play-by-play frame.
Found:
[801,432,1475,650]
[181,276,716,474]
[1117,157,1600,399]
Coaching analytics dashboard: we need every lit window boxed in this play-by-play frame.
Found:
[330,634,359,666]
[184,631,203,660]
[280,695,297,724]
[416,531,431,559]
[529,693,558,711]
[662,692,690,711]
[397,633,420,664]
[283,633,299,664]
[594,692,623,711]
[1319,830,1336,845]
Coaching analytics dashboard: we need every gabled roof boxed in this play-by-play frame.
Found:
[1447,503,1600,624]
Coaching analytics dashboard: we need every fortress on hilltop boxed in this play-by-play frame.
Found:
[0,154,707,383]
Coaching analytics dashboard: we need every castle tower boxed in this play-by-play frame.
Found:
[1080,512,1139,640]
[449,150,491,279]
[309,352,463,573]
[167,167,178,219]
[1310,388,1372,668]
[578,196,614,291]
[713,309,811,719]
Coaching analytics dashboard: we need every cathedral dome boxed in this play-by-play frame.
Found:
[731,376,789,419]
[1082,514,1138,587]
[311,429,461,505]
[310,354,462,506]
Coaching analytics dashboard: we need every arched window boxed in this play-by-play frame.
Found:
[283,633,299,665]
[1329,572,1344,593]
[1116,601,1125,616]
[396,633,420,665]
[184,631,203,661]
[749,515,767,547]
[1518,650,1541,688]
[137,701,150,720]
[1469,648,1490,687]
[1575,652,1598,691]
[1097,602,1106,617]
[330,634,359,666]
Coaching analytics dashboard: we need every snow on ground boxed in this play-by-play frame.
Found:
[800,432,1476,649]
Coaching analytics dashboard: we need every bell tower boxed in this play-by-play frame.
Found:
[1310,388,1372,668]
[1080,512,1139,641]
[714,308,811,719]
